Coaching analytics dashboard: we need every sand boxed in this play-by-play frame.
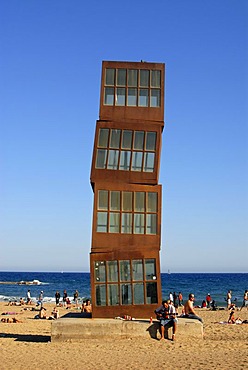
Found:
[0,302,247,369]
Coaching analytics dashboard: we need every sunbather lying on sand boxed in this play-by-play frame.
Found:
[1,317,22,323]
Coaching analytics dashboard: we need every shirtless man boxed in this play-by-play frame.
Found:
[184,293,203,323]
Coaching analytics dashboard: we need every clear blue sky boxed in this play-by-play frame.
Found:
[0,0,247,273]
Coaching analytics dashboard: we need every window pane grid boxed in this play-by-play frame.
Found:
[94,259,158,306]
[104,68,161,107]
[96,129,156,173]
[97,190,158,235]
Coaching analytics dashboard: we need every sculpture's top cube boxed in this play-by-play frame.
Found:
[99,61,165,124]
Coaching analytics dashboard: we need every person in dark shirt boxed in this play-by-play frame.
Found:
[154,300,177,341]
[55,291,60,306]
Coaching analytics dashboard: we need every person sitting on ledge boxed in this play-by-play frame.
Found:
[183,293,203,323]
[154,299,177,341]
[82,299,92,313]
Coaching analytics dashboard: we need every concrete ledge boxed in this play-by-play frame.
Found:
[51,318,203,342]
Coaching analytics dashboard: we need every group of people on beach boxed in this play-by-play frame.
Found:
[155,289,248,341]
[155,293,203,341]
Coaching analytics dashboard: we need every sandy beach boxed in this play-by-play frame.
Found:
[0,302,247,369]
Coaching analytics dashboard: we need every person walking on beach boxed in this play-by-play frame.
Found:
[226,290,232,309]
[73,290,79,306]
[183,293,203,323]
[240,290,248,311]
[155,300,177,341]
[63,290,67,307]
[55,291,60,306]
[26,289,31,305]
[37,291,44,308]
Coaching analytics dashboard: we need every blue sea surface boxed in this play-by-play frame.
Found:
[0,271,247,307]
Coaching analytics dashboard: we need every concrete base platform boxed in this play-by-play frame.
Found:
[51,317,203,342]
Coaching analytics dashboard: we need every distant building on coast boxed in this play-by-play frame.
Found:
[90,60,165,318]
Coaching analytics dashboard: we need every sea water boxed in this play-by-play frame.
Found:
[0,271,247,308]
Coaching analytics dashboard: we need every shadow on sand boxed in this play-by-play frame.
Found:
[61,311,92,319]
[0,332,50,342]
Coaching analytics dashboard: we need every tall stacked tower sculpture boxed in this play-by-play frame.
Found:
[90,61,165,318]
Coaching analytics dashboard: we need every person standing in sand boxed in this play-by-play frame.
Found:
[183,293,203,323]
[226,290,232,309]
[240,290,248,311]
[62,290,67,307]
[73,290,79,306]
[178,292,183,306]
[26,289,32,305]
[55,291,60,306]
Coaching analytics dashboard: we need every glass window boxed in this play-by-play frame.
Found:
[110,191,120,211]
[105,68,115,85]
[145,259,156,280]
[143,152,155,172]
[108,284,119,305]
[117,69,126,86]
[146,282,158,304]
[145,132,156,151]
[122,192,133,211]
[132,260,143,281]
[110,129,121,149]
[98,129,109,148]
[95,149,107,169]
[107,150,119,170]
[147,192,157,212]
[140,70,149,87]
[127,88,137,106]
[104,87,114,105]
[96,285,106,306]
[116,88,125,106]
[109,213,120,233]
[94,261,106,282]
[97,212,107,232]
[146,214,157,234]
[133,131,144,150]
[131,152,143,171]
[134,192,145,212]
[138,89,148,107]
[107,261,118,282]
[120,260,131,282]
[121,213,132,234]
[150,89,160,107]
[121,130,132,149]
[128,69,138,86]
[98,190,108,210]
[119,151,131,171]
[121,284,132,305]
[133,283,144,304]
[134,214,145,234]
[151,70,161,87]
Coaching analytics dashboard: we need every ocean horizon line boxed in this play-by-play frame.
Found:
[0,270,247,274]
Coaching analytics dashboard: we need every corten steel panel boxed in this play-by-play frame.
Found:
[99,61,165,123]
[91,182,162,251]
[90,250,162,318]
[90,120,163,187]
